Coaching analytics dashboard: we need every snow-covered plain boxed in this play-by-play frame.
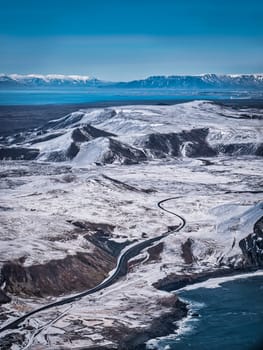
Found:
[0,100,262,349]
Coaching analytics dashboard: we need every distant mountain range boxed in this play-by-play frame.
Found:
[0,74,102,88]
[0,73,263,90]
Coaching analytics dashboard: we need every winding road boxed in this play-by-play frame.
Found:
[0,197,186,334]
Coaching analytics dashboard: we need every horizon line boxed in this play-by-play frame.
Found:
[1,72,263,83]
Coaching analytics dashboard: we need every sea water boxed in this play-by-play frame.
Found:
[0,88,254,105]
[149,275,263,350]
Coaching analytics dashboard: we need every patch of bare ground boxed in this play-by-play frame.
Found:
[0,221,125,300]
[146,242,164,263]
[2,248,115,298]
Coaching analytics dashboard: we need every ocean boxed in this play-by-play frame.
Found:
[0,88,255,105]
[149,275,263,350]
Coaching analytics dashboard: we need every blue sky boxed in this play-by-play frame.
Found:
[0,0,262,80]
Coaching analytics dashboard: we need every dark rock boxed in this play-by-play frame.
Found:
[71,127,92,142]
[136,128,216,158]
[146,242,164,262]
[0,206,13,211]
[102,174,153,193]
[215,142,261,156]
[0,147,39,160]
[82,124,116,138]
[153,267,256,292]
[43,150,67,162]
[255,143,263,156]
[167,225,179,232]
[85,229,131,258]
[239,215,263,266]
[66,142,80,159]
[102,138,147,165]
[0,222,123,298]
[181,238,194,264]
[0,289,11,304]
[0,332,25,350]
[71,124,115,143]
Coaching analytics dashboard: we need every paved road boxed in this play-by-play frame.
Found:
[0,197,185,334]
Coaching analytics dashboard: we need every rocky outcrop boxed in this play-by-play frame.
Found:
[0,332,25,350]
[146,242,164,262]
[215,142,263,157]
[152,267,257,292]
[98,138,147,165]
[255,143,263,156]
[1,249,115,298]
[0,221,120,300]
[0,289,11,304]
[0,147,39,160]
[136,128,216,158]
[71,125,116,143]
[239,216,263,266]
[181,238,194,264]
[85,231,131,257]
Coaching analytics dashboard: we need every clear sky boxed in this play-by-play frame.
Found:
[0,0,262,81]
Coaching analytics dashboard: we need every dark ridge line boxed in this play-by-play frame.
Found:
[0,197,185,334]
[224,190,263,194]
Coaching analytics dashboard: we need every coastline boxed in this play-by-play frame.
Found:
[78,269,263,350]
[113,269,263,350]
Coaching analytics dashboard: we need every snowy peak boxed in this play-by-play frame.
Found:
[0,73,263,89]
[0,73,102,87]
[9,74,93,82]
[117,74,263,89]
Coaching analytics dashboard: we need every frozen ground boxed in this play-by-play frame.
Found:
[0,101,262,349]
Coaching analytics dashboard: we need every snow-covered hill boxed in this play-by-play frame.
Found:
[1,100,262,165]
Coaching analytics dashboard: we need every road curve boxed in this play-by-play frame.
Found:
[0,197,186,334]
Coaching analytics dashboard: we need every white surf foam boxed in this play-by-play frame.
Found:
[177,270,263,291]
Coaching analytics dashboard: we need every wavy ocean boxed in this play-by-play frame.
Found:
[0,88,256,105]
[148,274,263,350]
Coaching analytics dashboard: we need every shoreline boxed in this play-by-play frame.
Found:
[177,269,263,291]
[115,268,263,350]
[81,268,263,350]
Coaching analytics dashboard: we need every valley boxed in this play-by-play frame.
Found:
[0,100,262,349]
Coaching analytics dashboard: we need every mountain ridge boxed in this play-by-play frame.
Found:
[0,73,263,90]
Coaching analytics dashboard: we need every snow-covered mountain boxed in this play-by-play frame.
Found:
[0,74,104,88]
[1,100,262,164]
[1,73,263,90]
[115,74,263,90]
